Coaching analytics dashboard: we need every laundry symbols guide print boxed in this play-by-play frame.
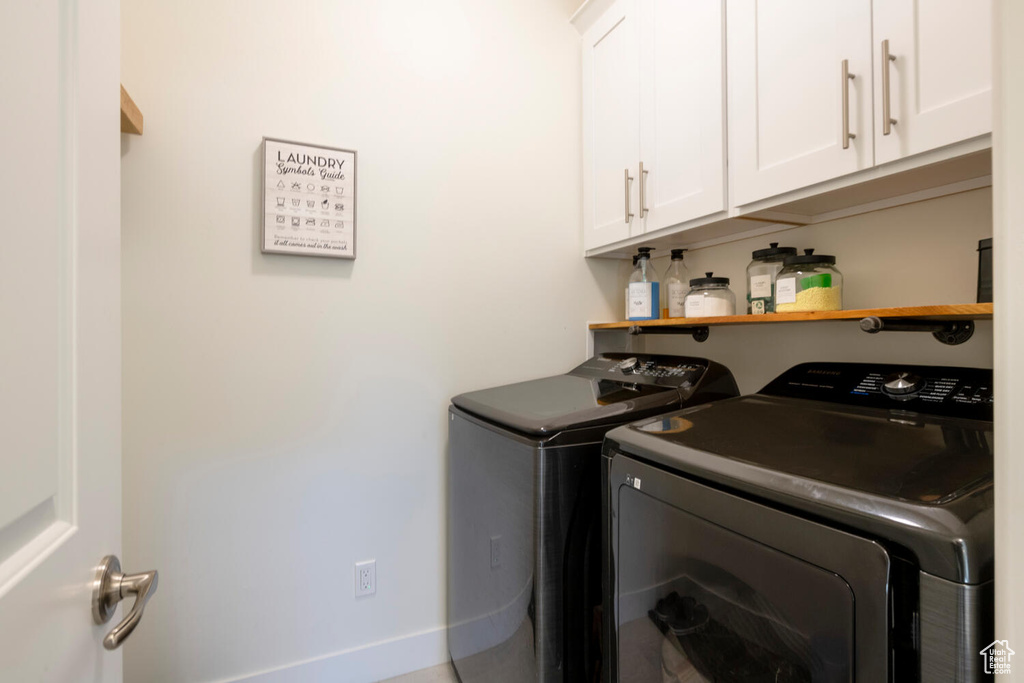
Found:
[262,137,357,258]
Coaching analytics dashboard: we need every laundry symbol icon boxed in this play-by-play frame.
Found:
[305,218,317,226]
[320,219,330,227]
[335,187,345,195]
[306,183,315,191]
[334,220,344,229]
[321,185,331,192]
[276,180,285,189]
[291,182,302,191]
[334,203,344,211]
[291,217,300,227]
[276,215,285,224]
[321,198,330,209]
[291,198,300,207]
[306,200,315,208]
[276,197,286,207]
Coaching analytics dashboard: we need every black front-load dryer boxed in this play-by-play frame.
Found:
[447,353,738,683]
[602,362,994,683]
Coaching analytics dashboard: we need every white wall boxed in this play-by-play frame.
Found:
[606,189,994,391]
[993,0,1024,659]
[119,2,618,682]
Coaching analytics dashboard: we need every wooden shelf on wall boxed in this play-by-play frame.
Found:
[120,84,143,135]
[589,303,993,331]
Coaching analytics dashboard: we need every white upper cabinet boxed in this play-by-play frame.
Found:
[727,0,873,207]
[873,0,992,165]
[582,0,640,251]
[576,0,993,256]
[639,0,726,234]
[582,0,726,250]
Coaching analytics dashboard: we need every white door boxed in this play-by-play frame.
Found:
[873,0,993,165]
[727,0,873,207]
[0,0,125,680]
[582,0,640,250]
[638,0,726,233]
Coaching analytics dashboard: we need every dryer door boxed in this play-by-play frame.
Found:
[607,455,892,683]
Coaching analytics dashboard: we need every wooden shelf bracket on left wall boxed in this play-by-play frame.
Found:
[120,84,143,135]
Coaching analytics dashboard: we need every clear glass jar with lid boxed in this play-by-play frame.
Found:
[684,272,736,318]
[775,249,843,312]
[746,242,797,314]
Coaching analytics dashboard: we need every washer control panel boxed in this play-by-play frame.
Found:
[573,353,707,387]
[762,362,993,421]
[616,357,702,379]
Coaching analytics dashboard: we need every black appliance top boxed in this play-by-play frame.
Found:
[607,362,994,583]
[450,352,738,438]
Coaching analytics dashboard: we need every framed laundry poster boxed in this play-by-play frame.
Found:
[261,137,357,259]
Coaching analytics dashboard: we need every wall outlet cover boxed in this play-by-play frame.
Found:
[355,560,376,597]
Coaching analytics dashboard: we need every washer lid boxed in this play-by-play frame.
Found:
[451,353,736,437]
[612,395,993,583]
[635,396,992,505]
[452,374,682,437]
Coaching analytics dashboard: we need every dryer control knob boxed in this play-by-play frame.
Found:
[882,372,925,397]
[619,357,639,373]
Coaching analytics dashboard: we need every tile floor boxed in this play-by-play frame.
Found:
[379,662,458,683]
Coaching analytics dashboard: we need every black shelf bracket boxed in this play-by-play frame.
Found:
[627,324,710,343]
[859,316,975,346]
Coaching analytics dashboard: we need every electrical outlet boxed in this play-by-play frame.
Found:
[490,535,501,569]
[355,560,376,597]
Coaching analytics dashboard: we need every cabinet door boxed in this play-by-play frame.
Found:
[727,0,873,207]
[873,0,992,165]
[582,0,640,250]
[638,0,726,233]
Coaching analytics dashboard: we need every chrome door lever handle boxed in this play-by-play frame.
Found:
[92,555,159,650]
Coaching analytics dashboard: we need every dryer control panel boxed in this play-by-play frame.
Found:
[761,362,993,421]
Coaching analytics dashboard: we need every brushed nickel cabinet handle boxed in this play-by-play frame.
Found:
[92,555,159,650]
[624,168,634,224]
[882,39,897,135]
[842,59,856,149]
[639,162,649,218]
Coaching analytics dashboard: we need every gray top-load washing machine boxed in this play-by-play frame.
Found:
[447,353,738,683]
[602,362,994,683]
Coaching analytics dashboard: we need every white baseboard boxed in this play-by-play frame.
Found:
[217,626,448,683]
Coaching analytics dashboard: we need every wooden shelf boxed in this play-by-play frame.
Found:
[120,84,143,135]
[589,303,993,331]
